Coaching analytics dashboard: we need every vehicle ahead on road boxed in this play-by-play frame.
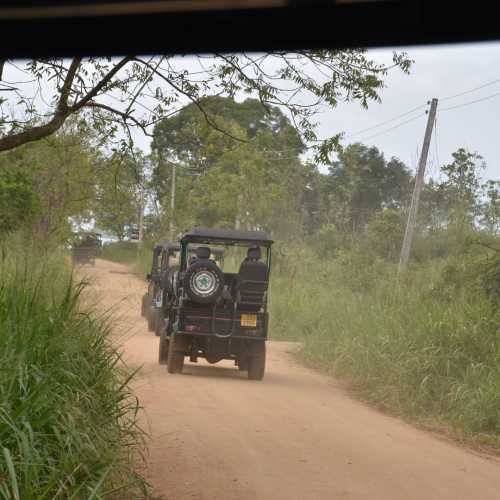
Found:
[158,228,273,380]
[144,242,224,336]
[141,242,165,332]
[70,231,102,266]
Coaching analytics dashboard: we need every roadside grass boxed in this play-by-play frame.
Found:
[0,237,151,499]
[270,254,500,451]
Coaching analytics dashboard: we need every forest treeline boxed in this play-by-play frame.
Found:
[3,95,499,254]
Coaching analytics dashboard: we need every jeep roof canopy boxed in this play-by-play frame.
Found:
[156,241,224,256]
[181,228,273,246]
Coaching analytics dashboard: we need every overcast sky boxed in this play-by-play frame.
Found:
[127,41,500,183]
[3,41,500,183]
[312,41,500,182]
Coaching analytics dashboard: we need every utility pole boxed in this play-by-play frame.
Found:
[138,195,144,242]
[398,98,438,274]
[169,162,176,240]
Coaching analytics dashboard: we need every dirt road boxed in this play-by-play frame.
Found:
[84,259,500,500]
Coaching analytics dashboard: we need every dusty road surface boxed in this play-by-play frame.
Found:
[83,258,500,500]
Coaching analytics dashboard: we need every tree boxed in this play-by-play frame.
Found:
[94,149,147,240]
[418,179,452,232]
[0,123,98,240]
[440,148,485,227]
[322,143,412,232]
[151,97,310,237]
[481,180,500,235]
[364,209,406,261]
[0,52,412,160]
[300,163,324,235]
[151,96,304,170]
[0,168,37,233]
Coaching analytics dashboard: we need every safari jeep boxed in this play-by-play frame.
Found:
[154,244,224,337]
[145,242,224,336]
[141,243,163,330]
[70,231,102,266]
[151,242,183,336]
[158,228,273,381]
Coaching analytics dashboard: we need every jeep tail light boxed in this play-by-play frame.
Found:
[185,324,201,332]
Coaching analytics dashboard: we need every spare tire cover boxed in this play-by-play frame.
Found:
[184,259,224,304]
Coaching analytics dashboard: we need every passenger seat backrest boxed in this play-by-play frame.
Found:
[195,246,211,260]
[236,247,268,311]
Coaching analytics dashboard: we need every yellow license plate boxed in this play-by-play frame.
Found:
[240,314,257,327]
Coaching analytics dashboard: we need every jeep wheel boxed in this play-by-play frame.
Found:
[141,293,149,317]
[155,310,164,337]
[167,336,184,374]
[247,343,266,381]
[158,332,169,365]
[184,259,224,304]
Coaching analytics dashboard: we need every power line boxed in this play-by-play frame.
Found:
[169,81,500,163]
[440,77,500,102]
[356,113,426,143]
[344,103,427,139]
[252,101,429,158]
[439,90,500,112]
[426,157,435,181]
[262,77,500,156]
[249,79,500,161]
[257,111,429,161]
[255,113,427,161]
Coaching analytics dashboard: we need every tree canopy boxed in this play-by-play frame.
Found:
[93,149,147,240]
[319,143,412,232]
[0,51,412,161]
[150,96,308,238]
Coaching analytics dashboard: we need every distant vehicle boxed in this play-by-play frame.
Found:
[158,228,273,381]
[70,232,102,266]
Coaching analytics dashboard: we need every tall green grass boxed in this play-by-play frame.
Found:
[270,249,500,450]
[0,238,150,499]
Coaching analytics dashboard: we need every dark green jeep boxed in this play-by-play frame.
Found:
[158,228,273,381]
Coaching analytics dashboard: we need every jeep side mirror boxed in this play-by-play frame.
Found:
[146,273,151,280]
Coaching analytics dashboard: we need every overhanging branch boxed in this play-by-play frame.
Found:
[0,57,81,152]
[70,56,133,112]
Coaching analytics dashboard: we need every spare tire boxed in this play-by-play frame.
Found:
[184,259,224,304]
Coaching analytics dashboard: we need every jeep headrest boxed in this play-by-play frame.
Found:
[195,246,211,259]
[247,247,261,260]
